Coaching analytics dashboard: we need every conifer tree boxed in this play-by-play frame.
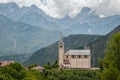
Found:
[101,32,120,80]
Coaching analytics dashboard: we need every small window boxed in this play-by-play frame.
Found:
[78,55,81,58]
[84,55,88,58]
[72,55,75,58]
[60,45,63,48]
[66,56,68,58]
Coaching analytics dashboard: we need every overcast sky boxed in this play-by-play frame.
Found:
[0,0,120,19]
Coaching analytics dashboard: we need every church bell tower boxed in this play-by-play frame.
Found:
[58,32,64,68]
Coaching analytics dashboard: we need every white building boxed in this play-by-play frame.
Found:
[58,34,91,69]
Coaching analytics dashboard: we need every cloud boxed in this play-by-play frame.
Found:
[0,0,120,18]
[88,28,92,34]
[91,0,120,17]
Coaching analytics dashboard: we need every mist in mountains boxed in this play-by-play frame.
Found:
[0,2,119,64]
[0,2,120,35]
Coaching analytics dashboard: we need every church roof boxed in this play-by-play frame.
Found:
[64,50,90,55]
[58,32,64,44]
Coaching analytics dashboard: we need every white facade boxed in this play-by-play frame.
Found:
[64,50,91,69]
[58,35,91,69]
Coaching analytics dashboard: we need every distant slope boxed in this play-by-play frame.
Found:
[89,25,120,67]
[0,14,59,55]
[0,2,120,35]
[19,9,61,31]
[0,2,61,31]
[0,54,31,63]
[23,34,102,66]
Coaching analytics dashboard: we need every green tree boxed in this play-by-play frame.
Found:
[101,32,120,80]
[43,62,52,70]
[0,62,26,80]
[28,64,38,69]
[52,60,59,69]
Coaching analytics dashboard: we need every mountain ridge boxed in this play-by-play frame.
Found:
[0,2,120,35]
[0,14,60,55]
[23,25,120,66]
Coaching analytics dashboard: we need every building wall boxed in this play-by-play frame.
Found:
[82,56,91,68]
[76,58,83,68]
[58,43,64,68]
[64,55,91,69]
[70,58,77,68]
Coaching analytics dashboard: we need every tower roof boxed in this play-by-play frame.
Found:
[58,32,64,44]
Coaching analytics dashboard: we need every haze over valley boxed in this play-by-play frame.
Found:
[0,1,120,65]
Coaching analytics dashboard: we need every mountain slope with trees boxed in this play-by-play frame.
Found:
[24,25,120,66]
[89,25,120,67]
[100,32,120,80]
[0,14,59,55]
[23,34,102,66]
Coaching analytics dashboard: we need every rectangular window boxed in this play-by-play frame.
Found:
[84,55,88,58]
[78,55,81,58]
[72,55,75,58]
[66,56,68,58]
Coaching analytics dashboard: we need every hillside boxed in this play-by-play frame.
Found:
[23,34,102,66]
[0,54,31,63]
[0,14,59,55]
[24,25,120,66]
[89,25,120,67]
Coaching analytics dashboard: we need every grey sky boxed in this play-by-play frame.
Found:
[0,0,120,18]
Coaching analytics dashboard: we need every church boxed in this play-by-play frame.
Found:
[58,34,91,69]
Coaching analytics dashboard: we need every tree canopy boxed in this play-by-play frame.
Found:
[0,62,100,80]
[101,32,120,80]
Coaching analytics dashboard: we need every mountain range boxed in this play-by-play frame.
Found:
[0,2,120,35]
[0,2,120,64]
[0,15,59,55]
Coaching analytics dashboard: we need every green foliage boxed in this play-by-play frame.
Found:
[0,62,41,80]
[89,25,120,67]
[0,62,26,80]
[101,32,120,80]
[52,60,59,68]
[43,70,100,80]
[43,62,52,70]
[0,62,100,80]
[28,63,38,69]
[43,61,59,70]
